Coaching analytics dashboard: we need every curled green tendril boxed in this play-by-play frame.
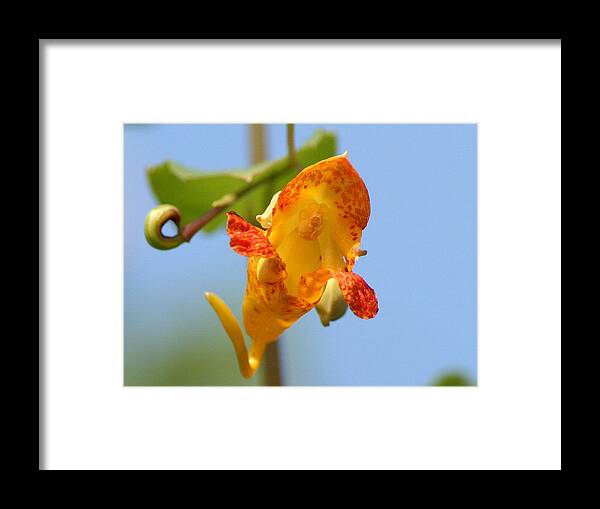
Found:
[144,204,185,250]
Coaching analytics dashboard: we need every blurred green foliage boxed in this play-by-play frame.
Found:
[431,372,474,386]
[146,129,337,232]
[124,324,265,386]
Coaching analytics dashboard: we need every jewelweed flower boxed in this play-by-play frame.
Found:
[205,154,378,377]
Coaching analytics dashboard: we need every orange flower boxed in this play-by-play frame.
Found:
[205,154,378,377]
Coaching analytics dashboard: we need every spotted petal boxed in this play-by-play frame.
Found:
[332,271,378,319]
[226,211,277,258]
[268,154,371,295]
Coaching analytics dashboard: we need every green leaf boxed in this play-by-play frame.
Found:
[146,129,337,232]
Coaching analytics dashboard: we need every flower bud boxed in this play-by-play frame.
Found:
[315,277,348,326]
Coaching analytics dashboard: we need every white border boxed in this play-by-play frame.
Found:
[42,41,561,470]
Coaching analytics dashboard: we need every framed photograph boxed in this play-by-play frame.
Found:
[41,40,561,470]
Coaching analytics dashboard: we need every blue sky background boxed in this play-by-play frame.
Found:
[124,124,477,386]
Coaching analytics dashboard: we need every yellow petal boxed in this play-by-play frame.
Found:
[269,154,371,286]
[274,232,322,296]
[242,257,313,344]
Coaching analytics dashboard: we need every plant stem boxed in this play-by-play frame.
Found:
[179,204,227,241]
[249,124,282,387]
[287,123,298,170]
[250,124,267,166]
